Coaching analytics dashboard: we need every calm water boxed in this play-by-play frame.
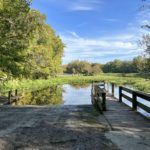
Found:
[63,84,91,105]
[9,83,150,118]
[13,84,91,106]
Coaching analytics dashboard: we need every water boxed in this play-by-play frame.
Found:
[4,83,149,118]
[13,84,91,106]
[63,84,91,105]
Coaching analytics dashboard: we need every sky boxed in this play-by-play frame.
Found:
[31,0,150,64]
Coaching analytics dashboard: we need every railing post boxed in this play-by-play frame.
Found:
[8,91,12,104]
[15,89,18,96]
[132,91,137,111]
[107,83,109,92]
[119,86,122,102]
[102,92,106,111]
[112,83,114,96]
[91,81,93,93]
[104,81,106,89]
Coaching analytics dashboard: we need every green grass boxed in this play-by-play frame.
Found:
[0,73,150,93]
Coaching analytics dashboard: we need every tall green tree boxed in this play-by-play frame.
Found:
[0,1,64,78]
[24,10,64,78]
[0,0,35,76]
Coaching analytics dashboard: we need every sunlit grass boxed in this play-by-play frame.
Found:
[0,73,150,93]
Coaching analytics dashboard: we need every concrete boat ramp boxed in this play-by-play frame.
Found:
[0,95,149,150]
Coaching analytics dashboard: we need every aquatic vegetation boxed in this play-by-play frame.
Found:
[0,74,150,93]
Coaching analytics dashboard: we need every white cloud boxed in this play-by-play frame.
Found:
[67,0,101,11]
[67,31,80,38]
[70,5,94,11]
[61,32,142,64]
[104,18,118,22]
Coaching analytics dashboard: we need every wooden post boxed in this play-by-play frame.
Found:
[8,91,12,104]
[15,89,18,96]
[132,91,137,110]
[106,83,109,92]
[102,92,106,111]
[119,86,122,102]
[104,81,106,89]
[112,83,114,96]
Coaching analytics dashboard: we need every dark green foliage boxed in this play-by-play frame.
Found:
[103,57,150,73]
[0,0,64,79]
[24,10,64,78]
[16,86,63,105]
[65,57,149,74]
[0,0,33,76]
[103,59,136,73]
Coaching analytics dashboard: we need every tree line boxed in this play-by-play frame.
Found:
[0,0,149,79]
[0,0,64,79]
[63,60,103,75]
[64,0,150,76]
[64,55,150,75]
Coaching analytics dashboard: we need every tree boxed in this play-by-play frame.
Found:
[141,35,150,58]
[140,0,150,29]
[0,0,35,76]
[103,59,136,73]
[139,0,150,73]
[24,10,64,78]
[0,1,64,79]
[91,63,103,75]
[133,56,146,72]
[65,60,103,75]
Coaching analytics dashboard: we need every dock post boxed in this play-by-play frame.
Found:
[106,83,109,92]
[15,89,18,96]
[104,81,106,89]
[119,86,122,102]
[8,91,12,104]
[112,83,114,96]
[132,91,137,111]
[92,81,94,90]
[102,92,106,111]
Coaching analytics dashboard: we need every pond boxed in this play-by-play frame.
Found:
[13,83,92,106]
[1,83,149,118]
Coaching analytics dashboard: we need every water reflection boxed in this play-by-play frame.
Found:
[14,84,92,106]
[63,84,91,105]
[12,83,149,118]
[15,85,63,106]
[69,83,90,89]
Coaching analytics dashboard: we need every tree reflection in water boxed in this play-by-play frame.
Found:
[69,83,90,89]
[15,85,63,105]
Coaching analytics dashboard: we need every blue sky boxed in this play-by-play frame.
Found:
[31,0,150,64]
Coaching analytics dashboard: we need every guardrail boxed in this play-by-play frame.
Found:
[119,86,150,113]
[0,89,20,105]
[91,82,106,113]
[105,82,115,96]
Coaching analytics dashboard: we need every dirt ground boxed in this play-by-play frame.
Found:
[0,105,119,150]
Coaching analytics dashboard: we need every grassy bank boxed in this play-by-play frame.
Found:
[0,73,150,93]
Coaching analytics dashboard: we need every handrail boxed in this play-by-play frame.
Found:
[121,86,133,94]
[119,86,150,113]
[0,89,20,105]
[91,82,106,113]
